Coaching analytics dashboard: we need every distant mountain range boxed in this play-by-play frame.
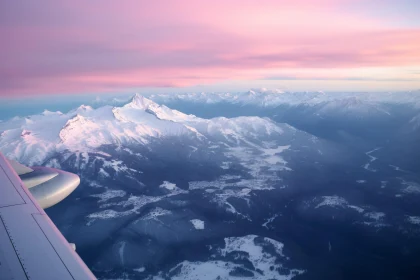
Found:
[146,89,420,108]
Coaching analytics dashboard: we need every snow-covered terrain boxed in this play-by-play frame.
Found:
[407,216,420,225]
[312,196,365,214]
[148,235,304,280]
[0,94,286,165]
[2,90,420,280]
[2,94,334,226]
[190,219,205,230]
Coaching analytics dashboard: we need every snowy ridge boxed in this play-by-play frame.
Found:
[316,97,391,117]
[90,189,126,203]
[306,196,392,228]
[0,94,285,165]
[139,207,172,221]
[314,196,365,214]
[409,113,420,131]
[401,180,420,194]
[147,89,420,108]
[87,186,188,224]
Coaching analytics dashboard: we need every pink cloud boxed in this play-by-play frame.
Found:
[0,0,419,96]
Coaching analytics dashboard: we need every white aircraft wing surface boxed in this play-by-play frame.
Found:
[0,152,96,279]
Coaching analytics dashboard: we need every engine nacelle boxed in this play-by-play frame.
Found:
[19,166,80,209]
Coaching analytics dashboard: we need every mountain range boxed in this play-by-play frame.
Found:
[1,91,420,279]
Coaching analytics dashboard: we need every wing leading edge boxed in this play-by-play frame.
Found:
[0,152,96,280]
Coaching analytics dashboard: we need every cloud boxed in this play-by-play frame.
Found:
[0,0,419,95]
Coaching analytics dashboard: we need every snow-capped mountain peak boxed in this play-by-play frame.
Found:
[0,96,288,165]
[126,93,155,110]
[120,93,196,123]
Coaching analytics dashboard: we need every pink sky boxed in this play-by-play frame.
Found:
[1,0,419,96]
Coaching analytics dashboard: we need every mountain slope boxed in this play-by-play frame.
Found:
[0,94,292,165]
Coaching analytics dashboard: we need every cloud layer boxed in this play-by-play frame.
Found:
[1,0,420,95]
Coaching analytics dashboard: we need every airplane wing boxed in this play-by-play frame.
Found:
[0,152,96,279]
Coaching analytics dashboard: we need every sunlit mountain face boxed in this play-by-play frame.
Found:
[1,90,420,280]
